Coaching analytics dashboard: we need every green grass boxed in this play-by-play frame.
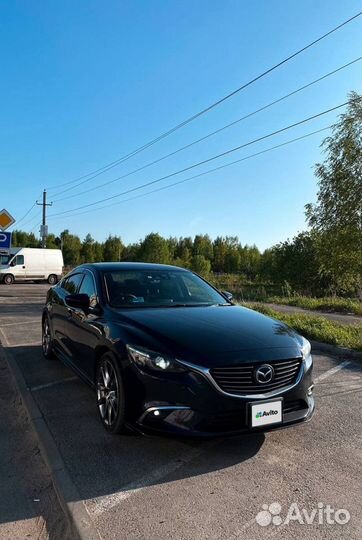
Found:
[242,303,362,351]
[264,296,362,315]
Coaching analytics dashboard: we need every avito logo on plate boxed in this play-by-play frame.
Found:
[255,409,279,419]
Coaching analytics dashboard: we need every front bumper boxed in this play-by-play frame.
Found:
[126,359,315,438]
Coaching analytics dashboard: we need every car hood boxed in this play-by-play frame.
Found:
[113,305,303,366]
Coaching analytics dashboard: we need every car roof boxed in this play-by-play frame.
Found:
[76,262,189,273]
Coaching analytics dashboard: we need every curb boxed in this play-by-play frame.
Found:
[0,344,101,540]
[311,340,362,361]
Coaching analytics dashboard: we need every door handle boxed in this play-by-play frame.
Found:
[22,266,25,269]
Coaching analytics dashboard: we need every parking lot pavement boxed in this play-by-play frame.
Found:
[0,313,70,539]
[1,283,361,540]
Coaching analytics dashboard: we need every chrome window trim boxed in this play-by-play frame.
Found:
[177,358,305,400]
[81,268,100,306]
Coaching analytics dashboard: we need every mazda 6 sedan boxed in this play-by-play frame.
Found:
[42,262,314,437]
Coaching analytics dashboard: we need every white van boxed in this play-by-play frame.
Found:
[0,248,64,285]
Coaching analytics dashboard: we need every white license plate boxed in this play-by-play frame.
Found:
[250,399,283,428]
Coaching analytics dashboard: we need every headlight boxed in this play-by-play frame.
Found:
[301,337,312,370]
[126,345,186,372]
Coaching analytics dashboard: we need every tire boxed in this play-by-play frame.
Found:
[48,274,58,285]
[96,353,126,434]
[42,315,56,359]
[3,274,14,285]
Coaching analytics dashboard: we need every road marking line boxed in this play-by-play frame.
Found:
[89,441,217,516]
[11,341,42,347]
[226,516,259,539]
[30,376,78,392]
[1,320,38,327]
[314,360,351,383]
[0,327,10,346]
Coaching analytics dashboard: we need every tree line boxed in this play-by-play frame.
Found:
[11,92,361,297]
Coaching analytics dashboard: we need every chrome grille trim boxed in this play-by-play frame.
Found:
[178,358,305,399]
[210,358,302,395]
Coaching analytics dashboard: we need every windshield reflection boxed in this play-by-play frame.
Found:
[104,269,230,308]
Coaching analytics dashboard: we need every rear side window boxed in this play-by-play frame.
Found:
[62,273,83,294]
[79,272,98,308]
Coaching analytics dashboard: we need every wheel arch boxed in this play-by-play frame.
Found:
[94,345,114,383]
[93,344,129,385]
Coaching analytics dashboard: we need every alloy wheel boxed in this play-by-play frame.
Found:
[97,359,120,427]
[42,318,51,356]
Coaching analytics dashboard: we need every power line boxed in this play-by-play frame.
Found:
[29,222,41,234]
[52,56,362,202]
[46,10,362,193]
[19,213,41,230]
[48,101,349,218]
[14,203,37,226]
[47,125,331,223]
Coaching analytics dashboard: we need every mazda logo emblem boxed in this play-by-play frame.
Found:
[255,364,274,384]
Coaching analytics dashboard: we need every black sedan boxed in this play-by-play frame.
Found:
[42,262,314,437]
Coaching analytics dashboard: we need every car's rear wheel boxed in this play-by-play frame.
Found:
[96,353,126,434]
[42,316,55,359]
[3,274,14,285]
[48,274,57,285]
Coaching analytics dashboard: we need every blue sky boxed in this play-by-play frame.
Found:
[1,0,361,250]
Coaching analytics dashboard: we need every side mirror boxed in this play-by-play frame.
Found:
[65,293,90,311]
[222,290,233,302]
[10,260,16,267]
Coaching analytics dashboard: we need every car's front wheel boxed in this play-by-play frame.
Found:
[42,316,55,359]
[96,353,126,434]
[3,274,14,285]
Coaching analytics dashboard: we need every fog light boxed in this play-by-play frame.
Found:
[153,410,160,416]
[308,384,314,396]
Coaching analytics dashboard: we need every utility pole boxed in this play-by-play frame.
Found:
[36,190,53,248]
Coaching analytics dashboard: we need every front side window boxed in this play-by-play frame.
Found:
[79,272,98,308]
[10,254,24,266]
[62,273,83,294]
[104,270,229,308]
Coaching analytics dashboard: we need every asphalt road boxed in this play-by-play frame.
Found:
[0,283,361,540]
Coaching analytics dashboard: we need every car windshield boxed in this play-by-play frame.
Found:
[104,269,230,308]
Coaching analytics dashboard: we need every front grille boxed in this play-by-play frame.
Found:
[210,358,303,395]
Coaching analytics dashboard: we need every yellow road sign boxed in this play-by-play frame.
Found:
[0,209,15,231]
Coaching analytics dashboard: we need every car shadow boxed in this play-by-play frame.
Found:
[3,344,267,509]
